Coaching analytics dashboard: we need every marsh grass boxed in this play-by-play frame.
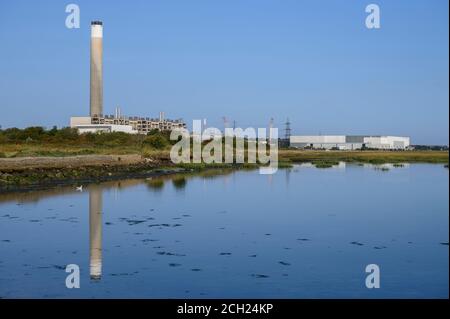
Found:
[1,128,447,165]
[278,150,448,164]
[310,160,340,168]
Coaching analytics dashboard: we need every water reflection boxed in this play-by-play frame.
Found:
[89,186,102,281]
[144,169,235,192]
[0,164,442,298]
[0,169,242,284]
[0,179,144,205]
[146,178,165,191]
[285,168,291,186]
[172,176,187,190]
[1,164,445,298]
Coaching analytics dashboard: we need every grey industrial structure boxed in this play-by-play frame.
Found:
[70,21,186,134]
[290,135,411,150]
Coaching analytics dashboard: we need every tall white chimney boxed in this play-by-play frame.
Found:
[90,21,103,117]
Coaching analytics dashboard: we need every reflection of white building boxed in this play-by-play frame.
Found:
[290,135,410,150]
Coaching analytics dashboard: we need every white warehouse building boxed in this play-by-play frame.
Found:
[290,135,410,150]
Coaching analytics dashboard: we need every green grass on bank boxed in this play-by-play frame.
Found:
[278,150,448,164]
[1,144,448,165]
[0,126,448,165]
[0,127,172,158]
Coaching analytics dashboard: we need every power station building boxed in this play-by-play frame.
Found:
[290,135,411,150]
[71,110,186,135]
[70,21,186,135]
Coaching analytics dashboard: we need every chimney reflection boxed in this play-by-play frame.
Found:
[89,186,102,281]
[285,167,291,186]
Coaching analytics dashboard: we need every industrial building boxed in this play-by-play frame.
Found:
[70,21,186,135]
[71,110,186,135]
[290,135,411,150]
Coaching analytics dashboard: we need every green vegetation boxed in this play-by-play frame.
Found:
[1,127,448,164]
[310,160,340,169]
[278,150,448,164]
[277,161,294,169]
[2,126,447,191]
[0,126,174,158]
[1,125,448,177]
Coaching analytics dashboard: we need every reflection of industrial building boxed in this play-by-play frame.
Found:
[89,186,102,281]
[290,135,410,150]
[70,21,186,134]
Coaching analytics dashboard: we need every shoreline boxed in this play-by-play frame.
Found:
[0,155,257,193]
[0,150,448,193]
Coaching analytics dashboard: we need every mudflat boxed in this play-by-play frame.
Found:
[0,154,144,171]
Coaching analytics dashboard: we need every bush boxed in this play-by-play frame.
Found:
[143,134,169,149]
[0,134,8,144]
[91,132,137,147]
[147,129,160,136]
[52,127,79,142]
[0,126,173,150]
[23,126,45,140]
[1,127,22,141]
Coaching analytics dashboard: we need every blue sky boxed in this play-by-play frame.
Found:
[0,0,448,144]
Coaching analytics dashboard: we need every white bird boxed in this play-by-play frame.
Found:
[76,185,83,192]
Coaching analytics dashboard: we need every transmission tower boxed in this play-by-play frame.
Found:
[269,118,274,141]
[222,116,229,136]
[284,118,291,140]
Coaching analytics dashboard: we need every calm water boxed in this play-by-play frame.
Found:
[0,163,448,298]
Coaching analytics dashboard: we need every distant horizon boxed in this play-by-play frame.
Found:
[0,0,448,145]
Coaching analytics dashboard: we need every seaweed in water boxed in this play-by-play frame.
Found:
[156,251,186,257]
[350,241,364,246]
[126,219,146,225]
[169,263,181,267]
[279,261,291,266]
